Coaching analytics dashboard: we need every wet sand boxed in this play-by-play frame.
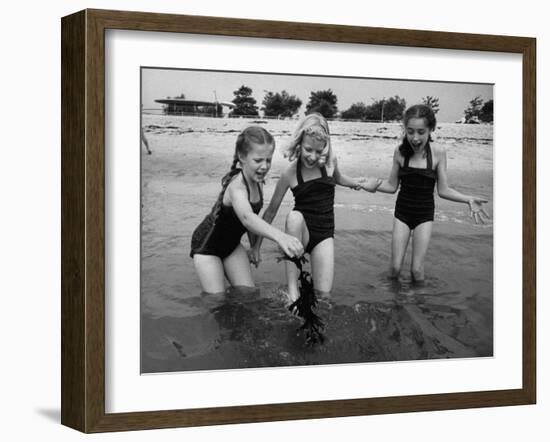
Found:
[140,115,493,373]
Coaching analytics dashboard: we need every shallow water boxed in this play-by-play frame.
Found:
[140,115,493,374]
[141,230,493,373]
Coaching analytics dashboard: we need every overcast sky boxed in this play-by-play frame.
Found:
[142,67,493,123]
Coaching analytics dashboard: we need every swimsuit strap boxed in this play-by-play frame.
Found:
[240,169,264,204]
[404,144,433,170]
[426,143,433,170]
[296,159,304,185]
[297,159,329,183]
[215,168,240,208]
[240,169,251,199]
[257,181,263,203]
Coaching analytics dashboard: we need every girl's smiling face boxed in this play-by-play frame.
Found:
[238,142,274,183]
[405,117,432,154]
[300,134,327,168]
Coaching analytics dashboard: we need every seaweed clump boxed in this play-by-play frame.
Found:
[277,255,325,345]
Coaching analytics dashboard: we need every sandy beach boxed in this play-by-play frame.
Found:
[140,114,493,373]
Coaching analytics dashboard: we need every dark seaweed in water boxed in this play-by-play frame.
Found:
[277,255,325,346]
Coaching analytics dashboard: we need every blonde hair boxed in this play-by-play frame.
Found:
[282,113,334,167]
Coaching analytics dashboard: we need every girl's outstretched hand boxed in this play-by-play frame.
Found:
[277,233,304,258]
[468,198,490,224]
[247,247,262,268]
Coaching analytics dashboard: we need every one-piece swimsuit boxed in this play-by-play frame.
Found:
[190,170,263,259]
[291,160,336,254]
[394,144,437,230]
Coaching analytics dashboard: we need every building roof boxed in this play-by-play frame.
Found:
[155,98,235,108]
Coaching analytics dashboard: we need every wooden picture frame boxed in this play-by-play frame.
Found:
[61,8,536,433]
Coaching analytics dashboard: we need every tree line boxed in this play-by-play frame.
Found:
[169,86,493,123]
[229,86,342,119]
[462,96,494,123]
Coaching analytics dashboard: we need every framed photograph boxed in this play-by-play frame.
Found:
[61,9,536,433]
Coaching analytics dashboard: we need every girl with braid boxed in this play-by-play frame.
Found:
[373,104,490,283]
[190,126,304,294]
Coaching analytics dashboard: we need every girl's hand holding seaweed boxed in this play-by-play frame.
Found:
[275,232,304,259]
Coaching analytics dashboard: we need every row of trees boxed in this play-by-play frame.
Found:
[222,85,493,123]
[463,96,493,123]
[228,86,441,122]
[340,96,408,121]
[229,86,340,119]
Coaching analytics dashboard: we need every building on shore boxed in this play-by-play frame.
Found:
[155,98,235,117]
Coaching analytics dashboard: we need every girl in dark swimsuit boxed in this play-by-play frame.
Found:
[374,104,490,283]
[250,113,380,304]
[190,126,303,294]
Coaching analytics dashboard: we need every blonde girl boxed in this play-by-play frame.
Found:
[251,113,379,303]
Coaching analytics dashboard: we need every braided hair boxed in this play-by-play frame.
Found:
[398,104,437,159]
[209,126,275,224]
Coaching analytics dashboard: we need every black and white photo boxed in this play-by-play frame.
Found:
[140,67,494,373]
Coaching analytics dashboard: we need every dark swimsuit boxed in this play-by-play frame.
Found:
[291,160,336,254]
[394,144,437,230]
[190,170,263,259]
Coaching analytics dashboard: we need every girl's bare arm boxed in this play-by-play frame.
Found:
[228,177,303,256]
[375,147,401,194]
[435,146,490,224]
[250,169,291,250]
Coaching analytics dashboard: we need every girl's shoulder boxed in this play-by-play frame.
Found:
[281,160,297,179]
[224,171,262,206]
[393,145,404,162]
[281,160,301,189]
[324,157,336,176]
[428,144,447,170]
[430,143,447,159]
[224,171,247,197]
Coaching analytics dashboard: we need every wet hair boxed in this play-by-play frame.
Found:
[283,113,334,168]
[398,104,437,159]
[210,126,274,220]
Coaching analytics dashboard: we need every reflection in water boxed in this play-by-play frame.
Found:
[141,270,493,373]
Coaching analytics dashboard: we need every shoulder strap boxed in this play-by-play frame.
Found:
[320,165,328,178]
[403,154,410,168]
[258,182,264,203]
[426,143,433,170]
[296,159,304,185]
[240,169,251,199]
